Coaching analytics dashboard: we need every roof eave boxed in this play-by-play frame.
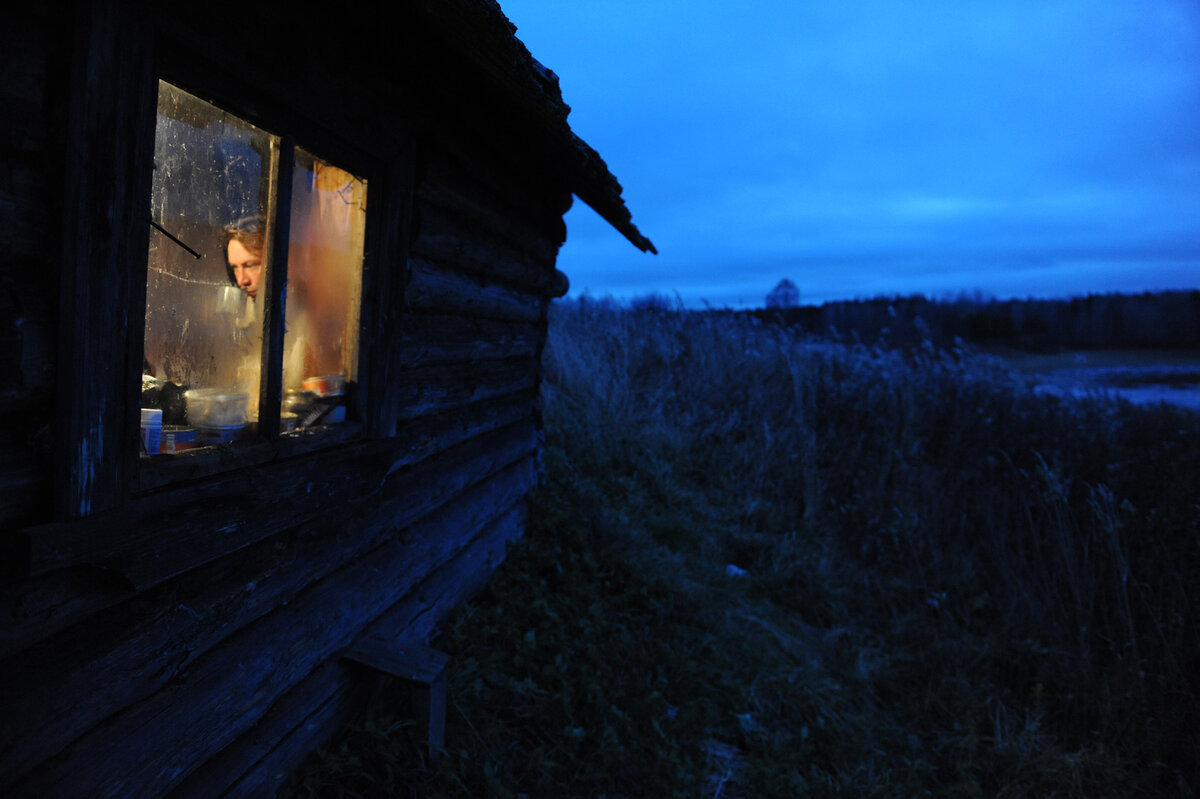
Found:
[418,0,655,254]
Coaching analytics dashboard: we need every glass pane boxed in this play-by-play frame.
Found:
[142,81,278,454]
[281,149,367,430]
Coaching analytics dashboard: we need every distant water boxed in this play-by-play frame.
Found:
[1032,364,1200,412]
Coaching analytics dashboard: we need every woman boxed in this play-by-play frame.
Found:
[223,215,313,398]
[222,216,266,300]
[218,216,271,419]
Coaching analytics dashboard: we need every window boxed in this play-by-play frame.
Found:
[282,149,367,429]
[48,10,412,539]
[141,81,366,456]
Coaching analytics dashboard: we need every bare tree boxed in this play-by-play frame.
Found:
[766,279,800,309]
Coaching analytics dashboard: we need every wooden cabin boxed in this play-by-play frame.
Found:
[0,1,652,795]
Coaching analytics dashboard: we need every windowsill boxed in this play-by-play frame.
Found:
[134,421,364,494]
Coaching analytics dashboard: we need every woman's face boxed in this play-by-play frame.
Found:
[227,239,264,300]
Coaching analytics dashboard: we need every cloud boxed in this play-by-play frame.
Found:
[505,0,1200,305]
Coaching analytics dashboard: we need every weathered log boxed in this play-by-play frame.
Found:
[0,10,60,262]
[394,313,541,369]
[24,412,536,585]
[1,428,536,784]
[8,464,536,798]
[424,30,658,256]
[163,659,371,799]
[415,122,570,257]
[0,450,50,531]
[165,503,526,799]
[53,1,156,520]
[0,16,50,140]
[1,168,59,280]
[414,181,563,284]
[405,256,545,322]
[0,565,131,661]
[354,502,526,647]
[365,148,419,440]
[412,223,557,297]
[0,271,57,423]
[393,358,539,421]
[24,357,535,568]
[403,0,587,227]
[4,393,534,660]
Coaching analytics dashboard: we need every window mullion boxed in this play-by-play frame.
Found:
[259,139,295,440]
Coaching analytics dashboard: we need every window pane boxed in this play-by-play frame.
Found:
[281,149,366,429]
[142,81,278,453]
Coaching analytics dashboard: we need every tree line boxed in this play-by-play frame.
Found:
[747,289,1200,351]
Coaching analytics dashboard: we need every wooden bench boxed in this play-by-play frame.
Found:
[344,635,450,759]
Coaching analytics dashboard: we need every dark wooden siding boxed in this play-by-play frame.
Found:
[0,7,61,533]
[0,8,574,796]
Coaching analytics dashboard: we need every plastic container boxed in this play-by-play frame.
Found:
[161,425,197,453]
[140,408,162,455]
[184,388,249,427]
[196,424,246,445]
[302,374,345,397]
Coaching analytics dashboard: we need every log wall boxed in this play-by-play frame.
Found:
[0,7,59,534]
[0,3,576,795]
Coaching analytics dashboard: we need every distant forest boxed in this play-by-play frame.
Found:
[744,290,1200,352]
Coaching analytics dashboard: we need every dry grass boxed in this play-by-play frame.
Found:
[285,298,1200,798]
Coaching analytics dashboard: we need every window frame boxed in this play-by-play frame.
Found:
[50,6,416,537]
[133,81,378,489]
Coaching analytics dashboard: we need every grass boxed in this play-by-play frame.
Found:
[283,298,1200,797]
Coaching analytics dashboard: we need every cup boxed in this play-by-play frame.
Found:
[215,284,245,317]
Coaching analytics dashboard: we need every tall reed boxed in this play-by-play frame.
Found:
[543,297,1200,790]
[286,297,1199,797]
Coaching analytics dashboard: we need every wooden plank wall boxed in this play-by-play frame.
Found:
[0,8,59,535]
[0,34,570,799]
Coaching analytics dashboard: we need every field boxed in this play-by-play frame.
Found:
[285,299,1200,797]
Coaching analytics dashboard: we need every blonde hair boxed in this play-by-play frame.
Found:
[222,216,266,287]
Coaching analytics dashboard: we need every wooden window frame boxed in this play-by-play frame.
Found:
[34,5,415,588]
[133,82,373,492]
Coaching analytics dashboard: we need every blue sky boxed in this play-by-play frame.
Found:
[500,0,1200,307]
